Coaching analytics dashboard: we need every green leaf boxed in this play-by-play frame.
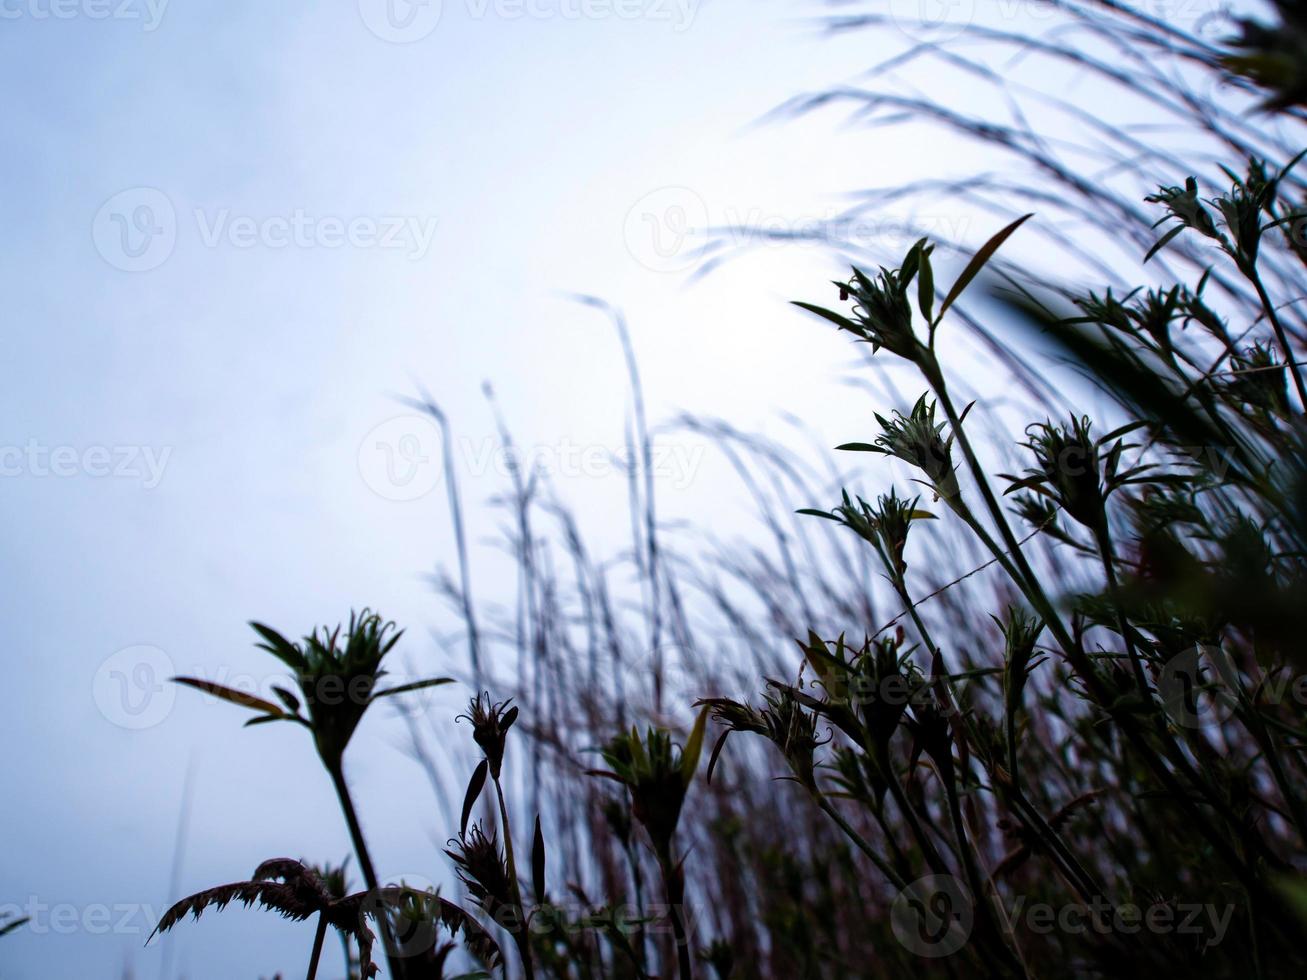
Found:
[271,686,300,713]
[0,916,30,938]
[795,508,839,521]
[834,442,887,453]
[680,706,710,787]
[461,760,488,837]
[371,677,454,701]
[1143,224,1186,263]
[243,714,291,728]
[938,214,1034,320]
[1002,474,1048,495]
[917,243,935,322]
[706,730,731,785]
[532,815,546,907]
[249,622,305,671]
[172,677,285,717]
[791,301,862,335]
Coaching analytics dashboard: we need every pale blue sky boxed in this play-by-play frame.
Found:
[0,3,908,976]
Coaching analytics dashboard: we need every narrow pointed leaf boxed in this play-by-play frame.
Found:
[462,760,488,837]
[680,705,710,787]
[1143,224,1186,263]
[371,677,454,701]
[172,677,284,717]
[792,301,862,335]
[532,815,546,907]
[938,214,1033,319]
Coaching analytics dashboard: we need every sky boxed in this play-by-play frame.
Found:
[0,0,1246,976]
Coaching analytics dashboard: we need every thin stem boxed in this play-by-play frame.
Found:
[305,914,328,980]
[494,776,537,980]
[327,761,407,980]
[815,795,908,890]
[1247,265,1307,409]
[654,845,693,980]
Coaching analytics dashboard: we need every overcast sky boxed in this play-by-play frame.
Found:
[0,0,1235,976]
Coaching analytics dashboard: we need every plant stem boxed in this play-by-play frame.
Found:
[326,760,407,980]
[815,795,908,890]
[306,914,328,980]
[1246,266,1307,409]
[655,845,693,980]
[494,776,537,980]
